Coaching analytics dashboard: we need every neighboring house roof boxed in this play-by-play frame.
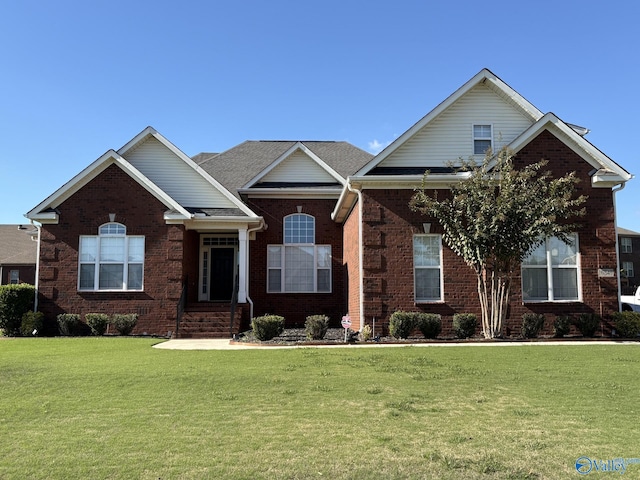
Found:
[197,141,373,198]
[618,227,640,237]
[0,225,37,265]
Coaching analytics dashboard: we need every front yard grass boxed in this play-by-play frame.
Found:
[1,338,639,479]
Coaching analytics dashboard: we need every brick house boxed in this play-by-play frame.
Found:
[618,227,640,295]
[26,69,632,337]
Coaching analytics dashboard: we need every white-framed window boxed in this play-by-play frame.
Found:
[521,234,580,302]
[621,237,633,253]
[267,214,331,293]
[9,270,19,284]
[78,223,144,291]
[413,234,443,302]
[623,261,634,279]
[473,124,493,155]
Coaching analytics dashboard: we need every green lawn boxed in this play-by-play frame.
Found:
[1,338,639,479]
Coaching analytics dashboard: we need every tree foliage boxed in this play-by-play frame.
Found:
[410,147,586,338]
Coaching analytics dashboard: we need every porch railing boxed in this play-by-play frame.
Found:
[230,273,239,338]
[175,279,187,337]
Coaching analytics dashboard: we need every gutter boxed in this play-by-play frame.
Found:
[29,220,42,312]
[613,182,626,312]
[245,218,267,321]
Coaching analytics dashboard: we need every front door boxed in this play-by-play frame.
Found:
[210,247,235,301]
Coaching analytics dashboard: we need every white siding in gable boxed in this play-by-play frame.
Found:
[380,84,535,168]
[261,150,339,184]
[124,137,236,208]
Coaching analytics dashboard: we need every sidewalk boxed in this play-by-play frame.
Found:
[152,338,639,351]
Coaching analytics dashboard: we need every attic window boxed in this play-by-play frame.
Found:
[473,124,493,155]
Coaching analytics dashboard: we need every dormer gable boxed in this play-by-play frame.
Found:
[243,142,345,189]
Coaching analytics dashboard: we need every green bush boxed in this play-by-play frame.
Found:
[20,311,44,336]
[521,313,545,338]
[389,311,417,339]
[417,313,442,339]
[612,311,640,338]
[573,313,600,337]
[553,316,572,338]
[0,284,35,336]
[453,313,477,339]
[57,313,82,336]
[112,314,138,335]
[251,314,285,341]
[305,315,329,340]
[85,313,110,336]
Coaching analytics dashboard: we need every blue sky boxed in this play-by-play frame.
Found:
[1,0,639,231]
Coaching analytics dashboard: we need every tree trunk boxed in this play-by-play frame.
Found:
[477,267,511,339]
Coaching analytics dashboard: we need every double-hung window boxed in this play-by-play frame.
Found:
[521,234,580,302]
[78,223,144,291]
[9,270,19,284]
[621,237,633,253]
[413,234,443,302]
[473,124,493,155]
[267,214,331,293]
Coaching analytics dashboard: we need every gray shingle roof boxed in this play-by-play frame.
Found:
[0,225,38,265]
[195,141,373,198]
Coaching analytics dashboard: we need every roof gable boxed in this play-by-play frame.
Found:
[26,127,260,223]
[120,128,257,216]
[198,141,373,198]
[26,149,192,222]
[356,68,544,176]
[506,113,631,186]
[243,142,344,189]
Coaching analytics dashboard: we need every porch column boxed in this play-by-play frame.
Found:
[237,228,248,303]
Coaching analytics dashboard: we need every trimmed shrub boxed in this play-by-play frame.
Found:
[112,314,138,336]
[57,313,82,336]
[389,311,417,339]
[521,313,545,338]
[573,313,600,337]
[305,315,329,340]
[612,311,640,338]
[0,284,35,336]
[85,313,110,336]
[453,313,477,339]
[553,316,572,338]
[251,314,285,341]
[417,313,442,339]
[20,311,44,336]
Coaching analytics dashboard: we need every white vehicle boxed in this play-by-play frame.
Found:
[621,286,640,312]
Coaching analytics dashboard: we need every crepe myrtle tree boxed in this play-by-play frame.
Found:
[410,147,586,338]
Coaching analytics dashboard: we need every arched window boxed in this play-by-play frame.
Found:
[78,223,145,291]
[267,214,331,293]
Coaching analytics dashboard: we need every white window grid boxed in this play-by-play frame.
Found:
[473,124,493,155]
[413,234,443,302]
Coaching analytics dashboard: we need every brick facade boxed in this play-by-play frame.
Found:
[37,164,184,335]
[351,130,620,337]
[246,197,346,327]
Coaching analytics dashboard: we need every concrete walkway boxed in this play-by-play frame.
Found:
[153,338,639,351]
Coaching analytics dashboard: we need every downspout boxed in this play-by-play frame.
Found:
[245,218,266,321]
[613,182,626,312]
[30,220,42,312]
[346,180,365,331]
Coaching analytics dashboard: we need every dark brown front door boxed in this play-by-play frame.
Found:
[210,248,235,301]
